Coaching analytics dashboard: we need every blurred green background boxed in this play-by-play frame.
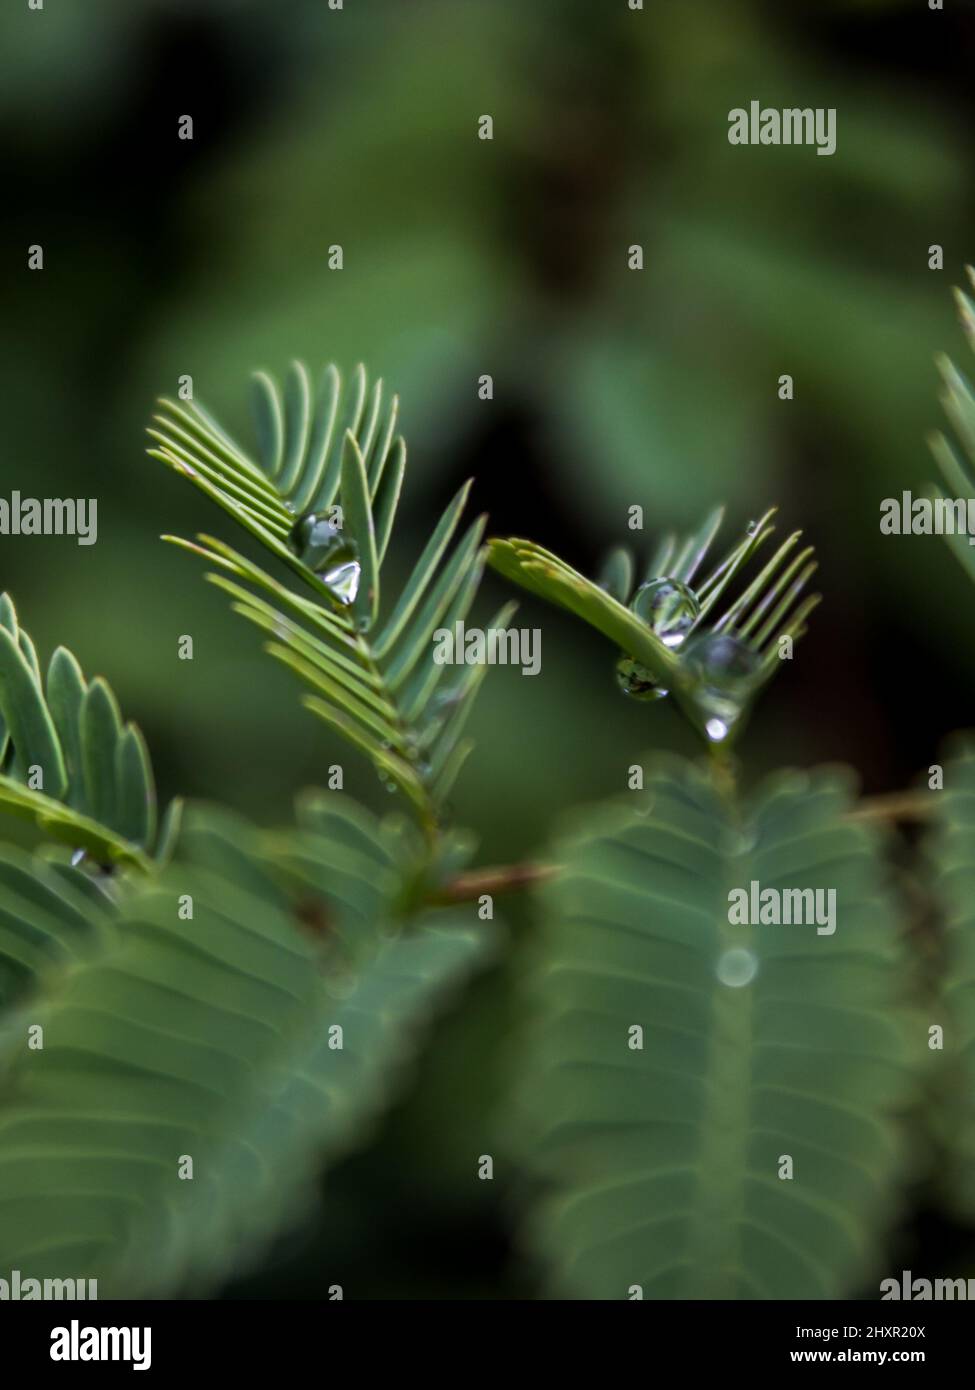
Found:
[1,0,974,1297]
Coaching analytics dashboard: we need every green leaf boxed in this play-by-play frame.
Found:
[596,547,633,605]
[80,679,122,831]
[487,538,680,688]
[930,740,975,1218]
[930,268,975,580]
[151,367,502,834]
[46,648,87,810]
[488,507,819,748]
[0,799,495,1296]
[0,626,66,797]
[115,725,157,850]
[373,436,406,564]
[148,362,402,613]
[0,595,162,869]
[0,845,111,1014]
[340,429,379,630]
[515,758,917,1299]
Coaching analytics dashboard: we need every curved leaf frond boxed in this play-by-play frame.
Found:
[0,844,114,1016]
[515,759,917,1299]
[0,595,166,870]
[149,363,403,618]
[930,267,975,581]
[488,509,819,747]
[930,739,975,1217]
[488,538,682,689]
[150,366,506,834]
[0,798,495,1296]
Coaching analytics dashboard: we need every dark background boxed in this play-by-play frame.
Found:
[1,0,973,1297]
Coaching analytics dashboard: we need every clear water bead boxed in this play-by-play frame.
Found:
[716,947,758,988]
[288,512,361,606]
[683,632,761,742]
[615,656,668,702]
[631,577,700,649]
[320,560,361,606]
[288,512,358,571]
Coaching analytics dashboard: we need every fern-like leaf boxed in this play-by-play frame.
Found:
[930,266,975,581]
[489,508,818,747]
[150,366,507,835]
[0,798,494,1296]
[149,363,403,620]
[0,594,170,871]
[515,758,916,1299]
[930,739,975,1218]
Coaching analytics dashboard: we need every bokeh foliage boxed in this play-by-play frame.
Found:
[1,0,973,1297]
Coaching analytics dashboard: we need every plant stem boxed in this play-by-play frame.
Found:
[847,791,935,823]
[430,860,559,905]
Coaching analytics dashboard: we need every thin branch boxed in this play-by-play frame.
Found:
[847,791,935,824]
[430,860,560,905]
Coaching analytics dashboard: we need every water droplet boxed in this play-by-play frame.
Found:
[615,655,668,702]
[683,633,761,741]
[630,577,700,649]
[716,946,758,988]
[318,560,361,606]
[283,500,296,514]
[376,765,400,794]
[288,512,359,572]
[70,848,87,867]
[746,519,758,536]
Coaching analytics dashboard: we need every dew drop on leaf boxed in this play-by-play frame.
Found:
[716,946,758,988]
[630,577,700,649]
[615,655,668,702]
[375,763,399,794]
[288,512,359,572]
[683,632,761,741]
[319,560,361,606]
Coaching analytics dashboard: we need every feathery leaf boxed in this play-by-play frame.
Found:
[488,508,819,748]
[930,739,975,1218]
[515,759,917,1299]
[0,798,495,1296]
[150,365,504,835]
[0,596,162,869]
[930,267,975,581]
